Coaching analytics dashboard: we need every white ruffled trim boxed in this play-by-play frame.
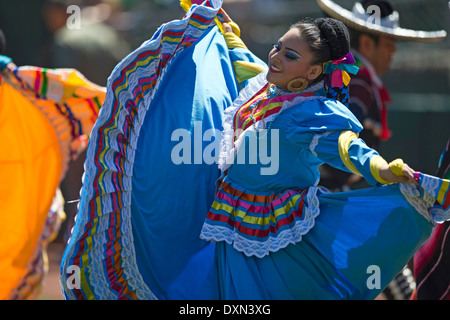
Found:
[399,174,450,224]
[200,186,323,258]
[431,206,450,223]
[62,2,221,300]
[218,71,267,171]
[399,182,436,225]
[218,71,325,172]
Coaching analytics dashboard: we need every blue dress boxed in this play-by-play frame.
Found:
[59,0,450,300]
[200,71,444,299]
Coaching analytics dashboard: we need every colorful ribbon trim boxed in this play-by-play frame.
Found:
[181,0,225,34]
[323,52,359,87]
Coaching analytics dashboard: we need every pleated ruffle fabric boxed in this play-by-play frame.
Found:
[0,63,105,299]
[60,0,266,300]
[59,0,450,300]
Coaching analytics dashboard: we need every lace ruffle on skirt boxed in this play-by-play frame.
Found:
[200,177,323,258]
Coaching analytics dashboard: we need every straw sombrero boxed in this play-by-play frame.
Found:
[316,0,447,42]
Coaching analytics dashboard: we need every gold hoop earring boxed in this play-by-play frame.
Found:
[287,78,309,92]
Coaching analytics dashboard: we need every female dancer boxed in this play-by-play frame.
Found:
[60,0,449,300]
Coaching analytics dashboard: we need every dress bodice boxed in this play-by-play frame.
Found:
[223,75,363,192]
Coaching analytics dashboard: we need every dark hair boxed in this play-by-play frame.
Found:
[290,18,352,105]
[290,17,350,65]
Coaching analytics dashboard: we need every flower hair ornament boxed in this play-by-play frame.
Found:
[322,52,359,106]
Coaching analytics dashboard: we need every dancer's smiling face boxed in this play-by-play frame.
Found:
[267,28,323,90]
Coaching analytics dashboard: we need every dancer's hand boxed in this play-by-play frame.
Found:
[379,162,419,186]
[218,8,233,33]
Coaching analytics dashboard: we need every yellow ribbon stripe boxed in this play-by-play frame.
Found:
[211,194,301,226]
[343,71,351,86]
[437,179,450,204]
[232,61,266,83]
[370,155,390,184]
[180,0,225,33]
[338,131,361,176]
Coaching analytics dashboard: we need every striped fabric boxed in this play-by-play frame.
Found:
[418,173,450,222]
[60,0,223,300]
[437,180,450,209]
[399,172,450,224]
[201,82,328,257]
[210,179,307,235]
[0,63,104,299]
[233,83,315,135]
[200,177,323,258]
[8,191,65,300]
[233,83,270,132]
[5,64,104,176]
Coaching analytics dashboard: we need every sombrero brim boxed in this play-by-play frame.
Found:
[316,0,447,42]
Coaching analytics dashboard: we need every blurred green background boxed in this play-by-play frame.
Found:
[0,0,449,173]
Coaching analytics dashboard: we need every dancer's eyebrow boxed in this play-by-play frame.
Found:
[278,41,303,58]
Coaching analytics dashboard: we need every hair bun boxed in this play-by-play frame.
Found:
[314,17,350,60]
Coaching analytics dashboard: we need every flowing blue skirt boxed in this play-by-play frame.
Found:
[60,0,448,300]
[215,185,433,300]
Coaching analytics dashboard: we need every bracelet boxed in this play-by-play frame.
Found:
[389,158,404,176]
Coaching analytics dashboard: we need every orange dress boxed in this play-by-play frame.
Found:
[0,63,105,299]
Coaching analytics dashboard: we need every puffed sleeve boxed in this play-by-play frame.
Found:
[285,98,388,186]
[221,21,267,87]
